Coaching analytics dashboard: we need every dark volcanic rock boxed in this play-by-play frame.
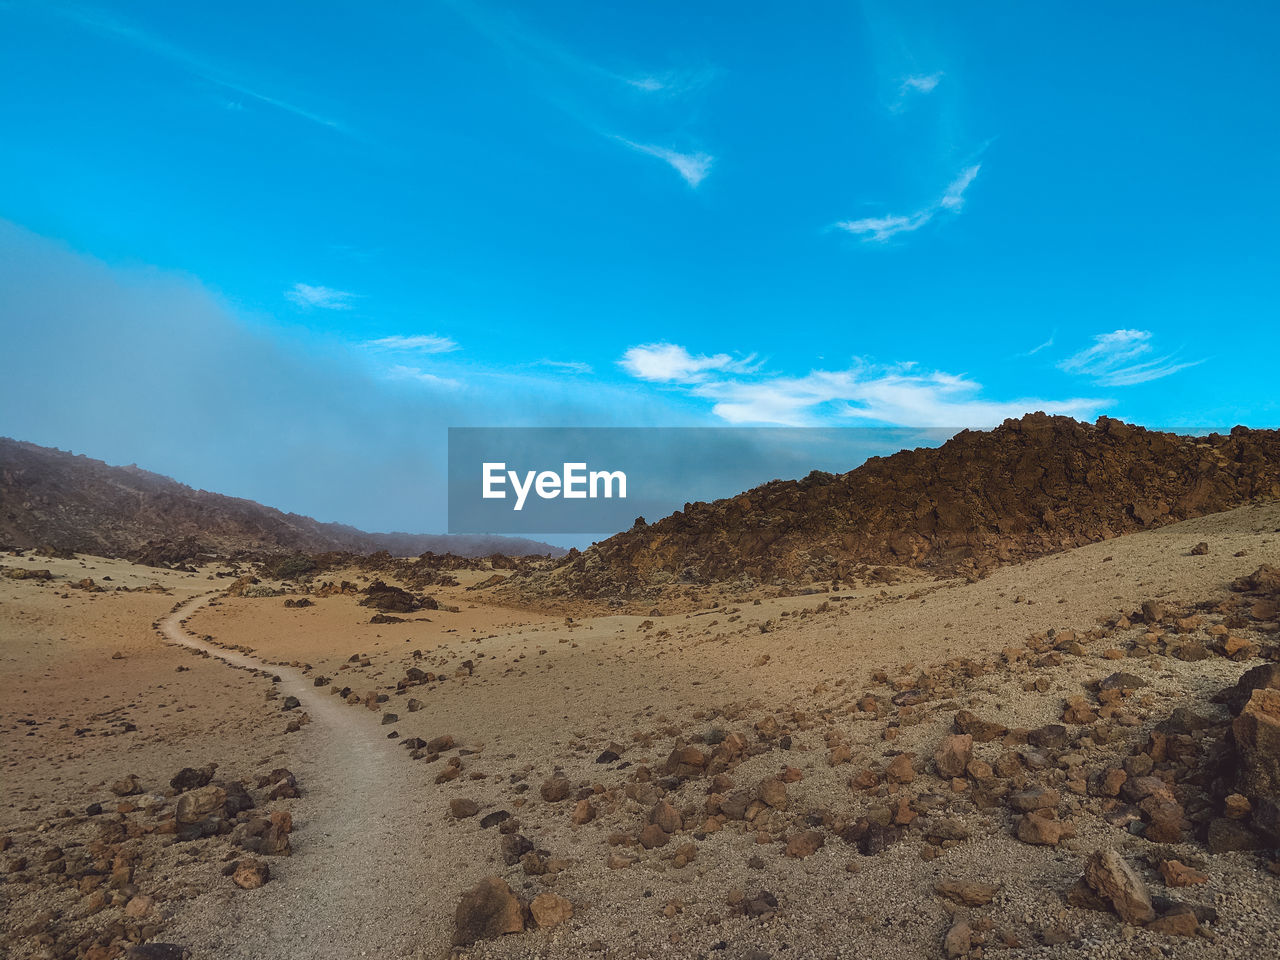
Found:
[454,877,525,945]
[500,416,1280,598]
[359,581,432,613]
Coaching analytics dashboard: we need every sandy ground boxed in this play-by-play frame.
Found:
[0,557,277,833]
[2,502,1279,959]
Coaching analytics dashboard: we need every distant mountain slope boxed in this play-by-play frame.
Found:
[522,414,1280,600]
[0,438,563,561]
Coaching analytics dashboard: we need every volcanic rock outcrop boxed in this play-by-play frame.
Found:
[508,415,1280,601]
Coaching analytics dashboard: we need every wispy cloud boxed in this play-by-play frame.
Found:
[939,165,981,210]
[447,2,716,186]
[834,212,931,243]
[1058,329,1201,386]
[617,139,714,187]
[619,344,1106,427]
[1026,336,1055,356]
[50,4,350,135]
[531,359,593,374]
[367,334,459,353]
[385,365,460,389]
[619,343,756,383]
[626,76,666,93]
[837,164,982,243]
[285,283,357,310]
[621,67,720,97]
[900,72,943,96]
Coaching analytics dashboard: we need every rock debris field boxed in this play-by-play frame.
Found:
[2,502,1279,959]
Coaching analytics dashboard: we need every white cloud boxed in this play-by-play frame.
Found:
[285,283,357,310]
[619,344,1107,427]
[533,359,593,374]
[1026,336,1055,356]
[621,67,719,97]
[901,73,943,95]
[385,365,460,389]
[366,334,459,353]
[619,343,756,383]
[939,165,981,211]
[627,76,666,92]
[617,139,713,187]
[693,365,1103,427]
[835,212,931,242]
[1058,329,1200,386]
[837,164,981,243]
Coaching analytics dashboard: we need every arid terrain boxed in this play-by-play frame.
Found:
[3,486,1279,958]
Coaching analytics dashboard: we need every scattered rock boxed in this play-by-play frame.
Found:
[170,764,217,792]
[176,785,226,824]
[232,859,271,890]
[110,775,141,797]
[1158,860,1207,887]
[540,777,572,802]
[934,734,973,779]
[943,919,972,959]
[529,892,573,929]
[934,879,1000,907]
[1082,848,1155,925]
[453,876,525,946]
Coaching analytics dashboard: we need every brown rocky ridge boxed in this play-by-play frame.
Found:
[498,414,1280,607]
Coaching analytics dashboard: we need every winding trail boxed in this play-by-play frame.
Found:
[158,593,446,959]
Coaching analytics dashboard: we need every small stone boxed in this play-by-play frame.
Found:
[784,831,824,859]
[540,777,572,802]
[886,753,916,784]
[934,879,999,906]
[1224,793,1252,819]
[110,775,141,797]
[1158,860,1207,887]
[1148,905,1199,937]
[530,892,573,929]
[650,801,682,833]
[176,785,226,824]
[944,920,972,959]
[1082,848,1155,925]
[1015,811,1071,846]
[934,734,973,779]
[450,798,480,819]
[758,777,788,810]
[1009,786,1060,813]
[232,859,270,890]
[639,823,670,849]
[123,895,154,918]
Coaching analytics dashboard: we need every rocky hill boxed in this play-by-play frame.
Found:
[0,438,563,563]
[516,414,1280,602]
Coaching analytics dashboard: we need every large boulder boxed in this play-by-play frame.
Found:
[1232,687,1280,839]
[359,580,435,613]
[1217,664,1280,715]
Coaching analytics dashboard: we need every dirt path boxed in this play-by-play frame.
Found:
[158,594,447,960]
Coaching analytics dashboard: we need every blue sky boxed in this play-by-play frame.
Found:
[1,1,1277,536]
